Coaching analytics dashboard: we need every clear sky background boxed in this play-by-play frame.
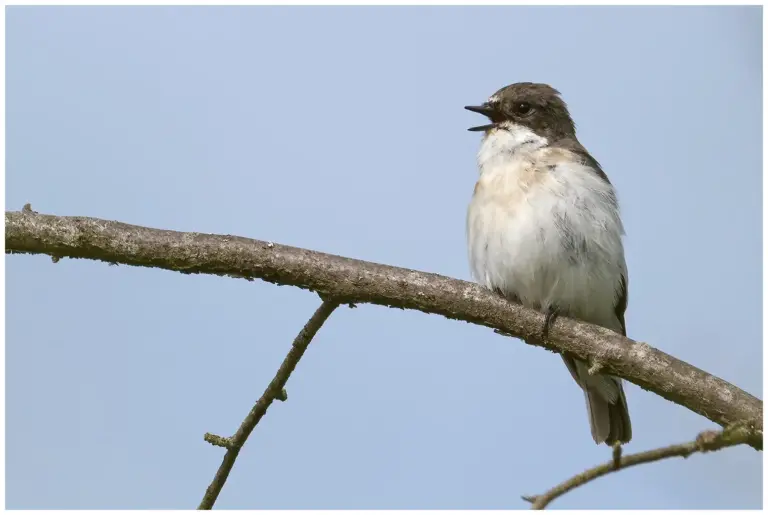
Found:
[6,5,762,510]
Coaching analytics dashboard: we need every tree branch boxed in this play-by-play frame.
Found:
[5,209,763,449]
[523,422,756,509]
[198,298,340,510]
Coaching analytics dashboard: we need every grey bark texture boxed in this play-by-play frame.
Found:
[5,209,763,449]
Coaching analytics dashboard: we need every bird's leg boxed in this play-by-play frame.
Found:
[543,305,559,339]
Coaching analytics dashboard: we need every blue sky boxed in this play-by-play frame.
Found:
[6,5,762,509]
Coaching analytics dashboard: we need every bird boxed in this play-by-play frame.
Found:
[464,82,631,445]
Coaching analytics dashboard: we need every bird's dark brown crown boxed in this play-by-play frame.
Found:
[466,82,577,141]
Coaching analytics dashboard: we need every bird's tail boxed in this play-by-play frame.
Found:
[584,383,632,445]
[562,356,632,444]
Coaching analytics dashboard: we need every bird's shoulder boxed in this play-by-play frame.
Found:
[549,137,612,186]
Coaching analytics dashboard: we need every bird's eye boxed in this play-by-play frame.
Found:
[512,102,533,116]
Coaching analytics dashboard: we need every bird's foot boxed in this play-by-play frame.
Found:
[543,306,559,339]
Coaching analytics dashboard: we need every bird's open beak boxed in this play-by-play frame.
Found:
[464,104,498,132]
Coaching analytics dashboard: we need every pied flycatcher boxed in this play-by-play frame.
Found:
[465,82,632,445]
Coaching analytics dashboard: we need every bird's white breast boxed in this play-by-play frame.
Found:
[466,125,626,331]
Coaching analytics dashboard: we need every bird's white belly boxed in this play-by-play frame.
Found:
[467,159,625,330]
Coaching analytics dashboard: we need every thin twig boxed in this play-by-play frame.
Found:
[611,442,622,469]
[587,359,604,376]
[197,298,340,510]
[203,433,232,449]
[4,210,763,449]
[524,422,756,509]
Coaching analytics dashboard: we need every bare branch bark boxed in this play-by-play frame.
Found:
[5,209,763,450]
[523,422,756,509]
[198,298,340,510]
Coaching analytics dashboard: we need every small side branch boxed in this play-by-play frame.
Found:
[524,422,756,509]
[197,298,340,510]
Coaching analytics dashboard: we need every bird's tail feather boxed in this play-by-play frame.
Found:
[562,355,632,444]
[584,383,632,445]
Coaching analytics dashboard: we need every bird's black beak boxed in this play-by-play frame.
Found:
[465,104,498,132]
